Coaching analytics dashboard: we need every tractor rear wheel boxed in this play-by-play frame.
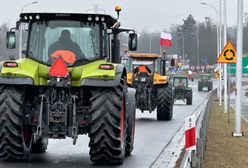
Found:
[88,81,126,164]
[208,82,213,91]
[198,82,202,91]
[186,91,193,105]
[157,84,173,121]
[0,86,32,161]
[125,88,136,156]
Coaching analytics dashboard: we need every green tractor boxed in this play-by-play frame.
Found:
[172,75,193,105]
[198,74,213,91]
[0,10,137,164]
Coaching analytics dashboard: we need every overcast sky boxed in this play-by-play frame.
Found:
[0,0,248,32]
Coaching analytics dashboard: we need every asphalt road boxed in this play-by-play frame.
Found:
[0,80,212,168]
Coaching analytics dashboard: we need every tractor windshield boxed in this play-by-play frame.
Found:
[174,77,188,87]
[27,20,101,66]
[131,60,154,73]
[201,75,211,80]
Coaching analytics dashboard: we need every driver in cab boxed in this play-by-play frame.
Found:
[48,30,85,64]
[134,65,151,77]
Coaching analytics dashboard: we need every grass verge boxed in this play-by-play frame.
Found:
[203,94,248,168]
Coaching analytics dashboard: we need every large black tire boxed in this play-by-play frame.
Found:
[208,82,213,91]
[157,84,173,121]
[125,88,136,156]
[198,82,202,91]
[31,136,48,153]
[88,82,126,164]
[186,91,193,105]
[0,86,32,161]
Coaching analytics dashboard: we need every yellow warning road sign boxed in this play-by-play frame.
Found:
[217,41,236,64]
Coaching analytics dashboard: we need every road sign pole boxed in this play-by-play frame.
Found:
[233,0,243,137]
[223,0,228,113]
[219,64,222,105]
[227,64,230,124]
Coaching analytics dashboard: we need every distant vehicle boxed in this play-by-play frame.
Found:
[188,70,194,81]
[198,74,213,91]
[127,53,173,121]
[172,75,193,105]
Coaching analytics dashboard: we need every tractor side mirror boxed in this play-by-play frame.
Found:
[6,31,16,49]
[128,33,138,51]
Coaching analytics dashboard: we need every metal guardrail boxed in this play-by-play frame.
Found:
[181,89,215,168]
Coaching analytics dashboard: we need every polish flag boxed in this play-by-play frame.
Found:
[160,32,172,46]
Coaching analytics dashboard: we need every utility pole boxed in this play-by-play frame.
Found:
[149,33,152,53]
[177,32,185,67]
[233,0,243,137]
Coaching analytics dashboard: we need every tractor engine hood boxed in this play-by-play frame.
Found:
[0,58,117,86]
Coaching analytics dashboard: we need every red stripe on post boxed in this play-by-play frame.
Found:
[185,127,196,149]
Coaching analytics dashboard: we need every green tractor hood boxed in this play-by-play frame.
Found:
[0,58,121,87]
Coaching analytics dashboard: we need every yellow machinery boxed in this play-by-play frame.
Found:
[126,53,173,120]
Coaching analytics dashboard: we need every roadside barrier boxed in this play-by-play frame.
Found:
[181,89,215,168]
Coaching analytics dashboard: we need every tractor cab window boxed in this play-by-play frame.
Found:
[131,60,154,74]
[174,78,187,87]
[28,20,101,66]
[126,58,132,72]
[155,58,161,73]
[201,75,210,80]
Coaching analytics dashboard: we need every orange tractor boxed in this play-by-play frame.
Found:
[126,53,173,120]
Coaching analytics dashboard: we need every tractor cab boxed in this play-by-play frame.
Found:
[172,74,192,105]
[173,75,189,88]
[198,74,213,91]
[6,13,138,67]
[126,53,165,86]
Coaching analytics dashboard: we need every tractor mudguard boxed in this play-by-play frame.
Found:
[0,76,34,85]
[81,64,126,87]
[126,88,136,119]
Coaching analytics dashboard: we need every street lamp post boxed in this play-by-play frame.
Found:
[191,33,200,66]
[233,0,243,137]
[201,2,221,101]
[19,1,38,59]
[177,32,185,68]
[21,1,38,13]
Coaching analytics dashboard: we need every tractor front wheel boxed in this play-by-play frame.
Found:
[0,86,32,161]
[186,91,193,105]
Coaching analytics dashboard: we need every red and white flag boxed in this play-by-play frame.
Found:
[160,32,172,46]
